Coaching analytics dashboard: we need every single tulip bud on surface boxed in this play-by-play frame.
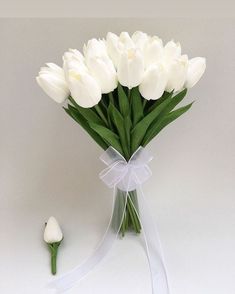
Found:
[44,216,63,275]
[36,63,69,103]
[139,64,168,100]
[185,57,206,88]
[117,48,144,89]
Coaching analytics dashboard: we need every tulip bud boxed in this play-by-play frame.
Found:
[106,32,120,67]
[119,32,135,49]
[117,48,144,89]
[86,56,118,93]
[63,49,88,80]
[68,69,102,108]
[165,55,188,92]
[36,63,69,103]
[106,32,135,68]
[164,40,181,62]
[144,36,163,68]
[83,38,107,59]
[132,31,149,51]
[185,57,206,88]
[44,216,63,244]
[44,216,63,275]
[139,64,168,100]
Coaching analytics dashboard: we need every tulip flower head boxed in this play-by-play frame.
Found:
[44,216,63,275]
[37,31,206,106]
[36,63,69,103]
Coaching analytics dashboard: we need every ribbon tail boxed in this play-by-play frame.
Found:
[47,187,128,293]
[129,185,170,294]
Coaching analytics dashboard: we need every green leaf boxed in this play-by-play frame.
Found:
[124,116,132,154]
[89,122,123,156]
[142,102,194,146]
[64,107,108,150]
[131,95,173,153]
[68,97,105,126]
[142,89,188,141]
[131,87,144,126]
[108,103,130,159]
[146,91,173,113]
[118,83,129,117]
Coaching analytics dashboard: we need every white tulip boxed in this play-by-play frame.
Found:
[166,55,188,92]
[63,49,88,80]
[83,38,107,59]
[64,48,85,63]
[119,32,135,49]
[106,32,120,67]
[36,63,69,103]
[68,69,102,108]
[106,32,135,67]
[44,216,63,244]
[185,57,206,88]
[139,64,168,100]
[117,48,144,89]
[164,40,181,62]
[144,36,163,68]
[132,31,149,51]
[83,38,117,93]
[86,56,117,93]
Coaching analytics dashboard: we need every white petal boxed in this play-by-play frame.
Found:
[87,56,117,93]
[144,36,163,68]
[106,32,120,67]
[139,64,168,100]
[185,57,206,88]
[44,216,63,244]
[164,40,181,62]
[84,38,107,59]
[119,32,135,49]
[36,73,69,103]
[166,55,188,92]
[132,31,149,51]
[117,48,144,89]
[68,71,102,108]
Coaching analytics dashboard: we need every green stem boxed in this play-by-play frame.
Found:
[95,105,109,126]
[108,92,114,104]
[51,247,57,275]
[48,242,60,275]
[127,196,141,233]
[143,99,147,110]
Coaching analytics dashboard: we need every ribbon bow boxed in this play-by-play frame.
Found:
[48,147,170,294]
[99,146,153,191]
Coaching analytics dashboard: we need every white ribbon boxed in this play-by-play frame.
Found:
[47,146,170,294]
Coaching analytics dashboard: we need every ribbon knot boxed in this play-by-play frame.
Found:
[99,146,153,191]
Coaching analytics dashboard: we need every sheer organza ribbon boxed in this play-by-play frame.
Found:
[48,147,170,294]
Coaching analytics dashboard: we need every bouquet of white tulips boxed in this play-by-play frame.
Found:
[37,31,206,236]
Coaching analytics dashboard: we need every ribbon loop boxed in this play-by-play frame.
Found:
[99,146,153,191]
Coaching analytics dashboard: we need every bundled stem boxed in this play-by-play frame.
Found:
[113,189,141,236]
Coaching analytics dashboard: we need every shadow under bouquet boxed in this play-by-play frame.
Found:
[37,31,206,293]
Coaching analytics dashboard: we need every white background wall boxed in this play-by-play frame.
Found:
[0,18,235,294]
